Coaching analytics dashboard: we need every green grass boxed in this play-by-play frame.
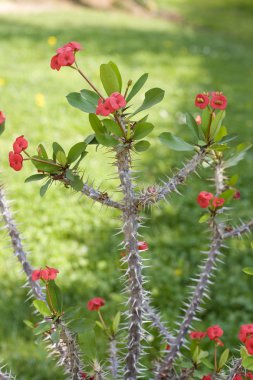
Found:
[0,1,253,378]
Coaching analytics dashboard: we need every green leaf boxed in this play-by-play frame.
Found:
[126,73,148,102]
[108,61,122,92]
[37,144,48,159]
[241,346,249,360]
[40,179,51,197]
[211,110,226,139]
[131,88,165,116]
[214,125,227,143]
[134,140,150,152]
[96,133,118,147]
[201,108,212,138]
[186,112,200,139]
[133,122,154,140]
[25,174,48,183]
[89,114,106,134]
[66,92,98,114]
[23,320,34,329]
[227,174,239,186]
[159,132,195,151]
[34,322,52,335]
[100,63,121,96]
[31,156,60,173]
[219,189,235,202]
[52,142,65,161]
[70,176,84,191]
[46,280,63,315]
[242,356,253,370]
[103,119,124,137]
[201,358,214,370]
[85,134,98,145]
[112,312,121,334]
[199,213,211,223]
[56,151,67,166]
[224,144,252,168]
[96,320,105,331]
[51,330,60,344]
[192,345,200,364]
[80,89,100,111]
[0,121,5,136]
[218,348,229,370]
[243,267,253,276]
[66,169,75,181]
[67,142,87,164]
[33,300,52,317]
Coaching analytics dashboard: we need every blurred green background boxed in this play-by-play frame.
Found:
[0,0,253,378]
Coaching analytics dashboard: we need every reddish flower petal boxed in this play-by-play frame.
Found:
[87,297,105,311]
[206,325,223,340]
[210,94,227,110]
[197,191,213,208]
[195,93,209,109]
[31,269,42,281]
[13,135,28,154]
[0,111,6,125]
[9,151,23,171]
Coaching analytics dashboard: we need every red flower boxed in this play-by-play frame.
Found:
[87,297,105,311]
[165,344,170,350]
[109,92,126,111]
[31,269,42,281]
[57,41,82,53]
[9,151,23,171]
[246,337,253,355]
[215,338,224,346]
[234,375,242,380]
[238,324,253,343]
[210,93,227,110]
[96,98,115,116]
[233,191,241,199]
[31,267,59,281]
[13,135,28,154]
[0,111,6,125]
[197,191,213,208]
[202,375,212,380]
[195,94,209,109]
[50,54,61,71]
[246,373,253,379]
[195,115,202,125]
[189,331,206,340]
[206,325,223,340]
[138,241,149,251]
[212,197,225,208]
[80,373,87,379]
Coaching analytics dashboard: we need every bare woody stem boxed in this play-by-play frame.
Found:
[116,147,143,380]
[73,64,105,100]
[138,148,207,207]
[109,337,119,379]
[156,219,223,379]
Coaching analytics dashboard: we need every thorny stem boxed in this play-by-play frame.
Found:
[114,113,126,137]
[156,218,223,379]
[116,147,144,380]
[0,365,16,380]
[0,185,84,380]
[222,220,253,239]
[138,149,207,207]
[109,337,119,379]
[225,359,242,380]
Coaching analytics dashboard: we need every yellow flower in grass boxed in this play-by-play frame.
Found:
[0,78,6,86]
[174,268,182,277]
[47,36,57,47]
[35,93,45,108]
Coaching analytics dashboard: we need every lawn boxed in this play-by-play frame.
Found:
[0,1,253,378]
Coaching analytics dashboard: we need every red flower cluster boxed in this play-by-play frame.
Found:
[50,41,81,71]
[239,324,253,355]
[80,373,94,380]
[9,135,28,171]
[197,191,225,209]
[32,266,59,281]
[234,374,253,380]
[87,297,105,311]
[189,331,206,340]
[202,375,212,380]
[96,93,126,116]
[195,92,227,110]
[138,241,149,251]
[190,325,223,346]
[0,111,6,125]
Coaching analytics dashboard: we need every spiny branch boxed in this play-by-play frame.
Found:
[116,147,144,380]
[0,364,16,380]
[0,184,84,380]
[82,182,123,210]
[214,159,226,195]
[143,300,175,344]
[222,220,253,239]
[156,220,223,379]
[138,149,207,207]
[225,358,242,380]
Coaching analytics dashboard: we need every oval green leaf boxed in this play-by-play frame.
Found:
[134,140,150,152]
[133,122,154,140]
[131,88,165,116]
[126,73,148,102]
[159,132,195,151]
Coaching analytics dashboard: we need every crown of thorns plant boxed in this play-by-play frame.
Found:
[1,41,253,380]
